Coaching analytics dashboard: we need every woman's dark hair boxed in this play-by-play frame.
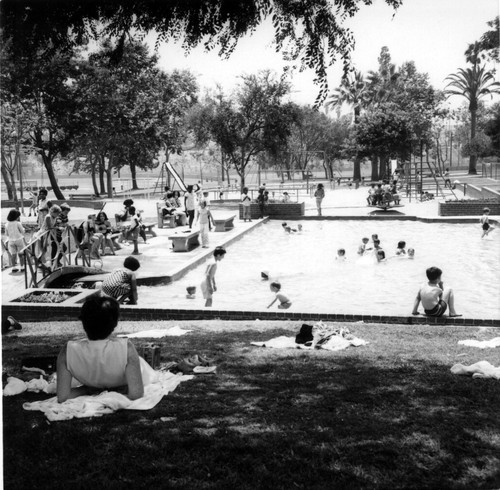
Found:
[270,281,281,290]
[397,241,406,249]
[7,209,20,221]
[164,185,170,192]
[79,296,120,340]
[166,192,174,199]
[187,185,193,193]
[96,211,108,221]
[173,190,181,198]
[128,206,136,215]
[124,256,140,271]
[39,189,48,196]
[377,251,386,259]
[123,199,134,207]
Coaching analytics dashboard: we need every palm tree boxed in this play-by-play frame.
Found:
[325,70,368,180]
[445,64,500,174]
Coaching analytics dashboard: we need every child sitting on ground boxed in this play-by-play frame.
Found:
[336,249,346,261]
[101,256,140,305]
[56,296,144,403]
[396,240,406,255]
[412,266,461,318]
[357,237,369,255]
[267,281,292,309]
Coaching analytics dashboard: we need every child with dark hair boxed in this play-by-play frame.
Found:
[480,208,493,238]
[396,241,406,255]
[336,248,346,261]
[267,281,292,309]
[184,185,196,229]
[358,237,370,255]
[95,211,115,255]
[412,266,461,317]
[241,187,252,222]
[37,189,49,229]
[5,209,26,272]
[101,256,140,304]
[56,296,144,403]
[200,246,226,307]
[122,206,141,255]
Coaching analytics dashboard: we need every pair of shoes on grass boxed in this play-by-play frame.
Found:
[176,354,216,374]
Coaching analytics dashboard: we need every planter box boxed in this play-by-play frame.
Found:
[438,199,500,216]
[239,202,305,219]
[6,288,98,306]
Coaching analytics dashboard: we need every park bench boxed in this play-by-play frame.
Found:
[156,202,176,228]
[168,230,200,252]
[213,215,236,232]
[142,222,157,237]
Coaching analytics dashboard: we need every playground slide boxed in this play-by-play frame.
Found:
[165,161,187,192]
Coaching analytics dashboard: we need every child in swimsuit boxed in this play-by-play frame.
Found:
[358,237,369,255]
[396,241,406,255]
[480,208,493,238]
[412,266,461,318]
[267,281,292,309]
[336,249,346,261]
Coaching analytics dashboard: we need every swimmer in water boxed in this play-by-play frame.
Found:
[396,241,406,256]
[407,248,415,259]
[336,248,346,261]
[376,250,386,262]
[282,222,297,233]
[358,237,370,255]
[186,286,196,299]
[261,271,270,281]
[267,281,292,309]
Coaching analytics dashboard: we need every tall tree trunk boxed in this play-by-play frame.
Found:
[99,156,106,194]
[221,151,225,182]
[1,165,15,200]
[90,156,100,196]
[370,156,379,181]
[130,160,138,190]
[40,153,65,199]
[469,108,477,174]
[7,169,19,201]
[107,154,114,198]
[379,155,387,180]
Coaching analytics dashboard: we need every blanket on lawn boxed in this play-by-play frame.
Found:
[21,359,193,421]
[251,335,367,351]
[118,326,192,338]
[457,337,500,349]
[450,361,500,380]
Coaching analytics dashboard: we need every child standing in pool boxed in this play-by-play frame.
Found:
[396,241,406,255]
[267,282,292,309]
[412,266,461,318]
[201,246,226,307]
[357,237,369,255]
[480,208,493,238]
[336,249,346,261]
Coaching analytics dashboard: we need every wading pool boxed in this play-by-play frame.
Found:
[137,220,500,319]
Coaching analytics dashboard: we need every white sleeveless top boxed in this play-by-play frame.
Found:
[66,338,128,389]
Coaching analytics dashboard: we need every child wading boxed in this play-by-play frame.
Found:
[200,246,226,307]
[267,281,292,309]
[480,207,494,238]
[412,266,461,318]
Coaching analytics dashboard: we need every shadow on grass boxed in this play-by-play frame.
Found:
[3,327,500,490]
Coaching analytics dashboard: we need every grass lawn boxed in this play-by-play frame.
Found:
[2,320,500,490]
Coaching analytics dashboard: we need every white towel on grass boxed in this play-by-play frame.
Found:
[22,361,193,421]
[118,326,192,338]
[458,337,500,349]
[450,361,500,380]
[251,335,367,351]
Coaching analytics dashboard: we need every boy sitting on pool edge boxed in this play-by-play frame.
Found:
[412,266,461,318]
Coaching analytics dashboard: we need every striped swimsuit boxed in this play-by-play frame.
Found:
[102,269,131,299]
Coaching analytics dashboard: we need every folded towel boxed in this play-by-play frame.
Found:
[118,326,192,338]
[251,335,367,351]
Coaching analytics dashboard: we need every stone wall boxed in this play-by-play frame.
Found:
[239,202,305,219]
[438,199,500,216]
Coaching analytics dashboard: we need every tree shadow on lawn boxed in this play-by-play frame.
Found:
[3,327,500,490]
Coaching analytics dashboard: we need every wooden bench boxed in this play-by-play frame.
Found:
[156,202,177,228]
[168,230,200,252]
[213,215,236,232]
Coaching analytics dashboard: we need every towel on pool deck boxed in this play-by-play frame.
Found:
[458,337,500,349]
[23,359,193,421]
[118,326,192,338]
[251,335,367,351]
[451,361,500,380]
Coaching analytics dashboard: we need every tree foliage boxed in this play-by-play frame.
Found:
[0,0,402,106]
[465,17,499,64]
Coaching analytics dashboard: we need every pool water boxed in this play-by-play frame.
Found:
[137,220,500,319]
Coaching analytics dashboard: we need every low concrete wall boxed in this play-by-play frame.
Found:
[239,202,305,219]
[482,187,500,201]
[2,302,498,327]
[1,199,103,210]
[439,199,500,216]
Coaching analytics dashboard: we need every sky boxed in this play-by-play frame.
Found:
[148,0,499,107]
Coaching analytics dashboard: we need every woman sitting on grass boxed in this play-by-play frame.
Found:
[57,296,144,403]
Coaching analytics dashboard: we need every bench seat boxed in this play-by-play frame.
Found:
[213,215,236,232]
[168,231,200,252]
